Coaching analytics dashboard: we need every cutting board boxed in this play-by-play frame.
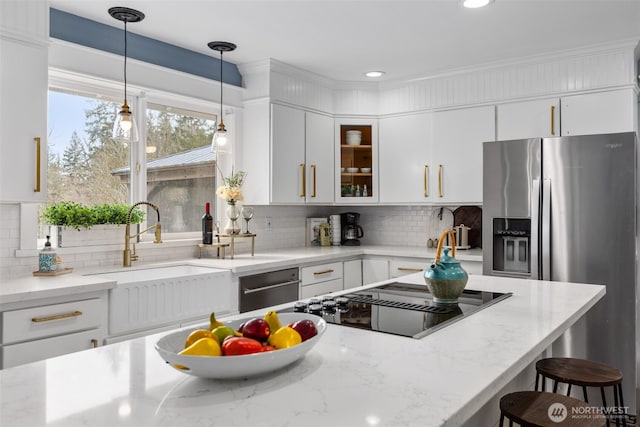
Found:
[453,206,482,248]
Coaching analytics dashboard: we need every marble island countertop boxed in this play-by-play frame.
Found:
[0,274,605,427]
[0,245,482,305]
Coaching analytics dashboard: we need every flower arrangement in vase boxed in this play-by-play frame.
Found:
[216,166,246,234]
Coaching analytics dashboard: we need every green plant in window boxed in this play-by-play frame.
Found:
[42,201,144,230]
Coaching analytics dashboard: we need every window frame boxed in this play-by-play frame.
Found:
[46,69,220,242]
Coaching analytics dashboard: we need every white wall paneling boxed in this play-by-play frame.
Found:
[0,0,49,45]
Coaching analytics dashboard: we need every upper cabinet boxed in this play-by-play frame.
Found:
[497,88,637,140]
[0,3,48,203]
[379,113,433,203]
[560,89,637,136]
[268,104,334,204]
[430,106,496,205]
[497,98,560,140]
[335,118,378,203]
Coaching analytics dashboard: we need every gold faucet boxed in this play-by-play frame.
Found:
[123,201,162,267]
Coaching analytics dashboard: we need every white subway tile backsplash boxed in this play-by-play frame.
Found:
[1,203,476,280]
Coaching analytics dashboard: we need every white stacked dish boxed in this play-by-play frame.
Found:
[345,130,362,145]
[330,215,341,245]
[360,167,371,173]
[346,167,359,173]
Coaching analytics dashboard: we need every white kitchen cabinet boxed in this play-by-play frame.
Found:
[389,259,426,278]
[379,113,433,203]
[560,89,637,136]
[0,293,107,369]
[343,259,362,289]
[271,104,306,204]
[362,258,389,285]
[497,98,561,140]
[300,261,343,298]
[335,118,379,202]
[431,106,496,204]
[496,89,637,140]
[0,38,48,203]
[270,104,334,204]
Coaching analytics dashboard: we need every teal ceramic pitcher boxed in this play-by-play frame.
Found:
[424,229,468,304]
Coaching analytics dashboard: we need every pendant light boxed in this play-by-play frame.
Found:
[109,7,145,142]
[208,41,237,152]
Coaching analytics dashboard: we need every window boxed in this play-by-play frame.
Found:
[44,88,217,241]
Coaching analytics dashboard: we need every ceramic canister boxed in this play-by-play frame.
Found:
[39,250,57,272]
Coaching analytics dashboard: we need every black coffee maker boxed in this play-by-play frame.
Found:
[341,212,364,246]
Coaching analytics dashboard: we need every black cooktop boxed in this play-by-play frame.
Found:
[283,282,511,339]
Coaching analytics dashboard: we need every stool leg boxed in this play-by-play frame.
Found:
[535,372,539,391]
[617,383,626,427]
[582,386,589,403]
[567,383,572,397]
[553,380,558,393]
[499,413,504,427]
[541,375,546,392]
[601,387,610,427]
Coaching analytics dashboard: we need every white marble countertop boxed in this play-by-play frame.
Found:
[0,245,482,305]
[0,274,604,427]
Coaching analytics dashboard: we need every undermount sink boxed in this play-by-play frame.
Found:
[87,265,228,284]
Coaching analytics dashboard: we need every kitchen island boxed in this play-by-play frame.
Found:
[0,273,604,427]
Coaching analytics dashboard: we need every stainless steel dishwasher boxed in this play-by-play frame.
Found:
[239,268,300,313]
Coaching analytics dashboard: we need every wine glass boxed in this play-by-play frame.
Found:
[241,207,254,234]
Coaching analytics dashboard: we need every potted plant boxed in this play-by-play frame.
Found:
[42,201,145,247]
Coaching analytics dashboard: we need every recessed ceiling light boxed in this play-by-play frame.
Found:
[365,71,385,78]
[463,0,494,8]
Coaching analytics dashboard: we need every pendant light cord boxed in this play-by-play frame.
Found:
[124,21,128,102]
[219,51,223,125]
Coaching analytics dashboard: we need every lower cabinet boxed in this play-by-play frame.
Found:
[343,259,362,289]
[389,259,426,278]
[363,258,390,285]
[0,292,107,369]
[300,262,343,298]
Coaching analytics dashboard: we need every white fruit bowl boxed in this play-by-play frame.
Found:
[155,312,326,379]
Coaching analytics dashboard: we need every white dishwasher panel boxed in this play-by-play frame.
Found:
[108,269,232,336]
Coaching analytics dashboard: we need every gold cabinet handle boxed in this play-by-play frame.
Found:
[91,339,99,348]
[311,164,317,198]
[397,267,423,272]
[32,310,83,323]
[300,164,306,197]
[550,105,556,135]
[34,137,41,192]
[423,165,429,197]
[438,164,443,197]
[313,269,334,275]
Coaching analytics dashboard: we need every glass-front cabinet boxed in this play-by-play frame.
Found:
[335,118,378,203]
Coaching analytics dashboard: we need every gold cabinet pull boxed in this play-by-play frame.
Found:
[397,267,423,272]
[550,105,556,135]
[313,269,334,275]
[423,165,429,197]
[311,164,317,198]
[438,164,443,197]
[91,339,99,348]
[34,137,41,192]
[300,164,306,197]
[32,310,83,323]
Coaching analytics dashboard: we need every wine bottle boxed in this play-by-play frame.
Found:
[202,202,213,244]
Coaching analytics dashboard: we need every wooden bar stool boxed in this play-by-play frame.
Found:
[535,358,626,427]
[500,391,606,427]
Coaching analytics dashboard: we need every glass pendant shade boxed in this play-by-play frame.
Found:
[113,99,139,142]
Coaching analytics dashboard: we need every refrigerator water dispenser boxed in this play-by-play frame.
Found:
[492,218,530,275]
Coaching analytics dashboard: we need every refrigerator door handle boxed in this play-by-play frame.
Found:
[530,179,540,279]
[541,179,551,281]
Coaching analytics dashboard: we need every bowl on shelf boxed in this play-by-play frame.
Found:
[345,130,362,145]
[346,167,359,173]
[340,167,345,172]
[155,312,327,379]
[360,167,372,173]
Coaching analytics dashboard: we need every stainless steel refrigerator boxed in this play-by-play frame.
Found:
[482,132,637,413]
